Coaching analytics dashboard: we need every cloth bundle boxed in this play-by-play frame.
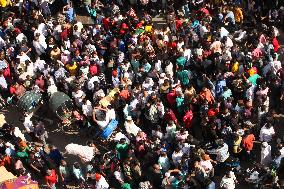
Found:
[65,143,94,162]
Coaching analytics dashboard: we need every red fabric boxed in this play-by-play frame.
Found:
[167,92,176,106]
[95,173,102,181]
[164,109,178,124]
[176,19,182,29]
[121,23,128,29]
[3,64,10,78]
[272,37,280,52]
[183,110,193,129]
[167,41,177,49]
[45,170,57,185]
[89,64,98,76]
[9,86,16,95]
[207,108,219,117]
[136,22,143,29]
[35,78,45,91]
[13,28,21,34]
[103,18,110,30]
[60,28,70,40]
[120,89,130,100]
[112,70,118,77]
[0,156,11,167]
[200,7,209,15]
[120,29,126,35]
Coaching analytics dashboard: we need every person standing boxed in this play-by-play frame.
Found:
[220,171,238,189]
[62,4,74,23]
[95,173,109,189]
[72,162,85,186]
[259,122,275,143]
[45,169,58,189]
[59,160,71,188]
[260,142,272,166]
[34,120,48,145]
[242,130,255,160]
[23,113,34,134]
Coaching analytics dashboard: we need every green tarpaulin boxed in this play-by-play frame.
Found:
[17,91,42,113]
[49,92,72,114]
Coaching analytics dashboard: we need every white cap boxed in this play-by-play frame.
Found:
[160,73,166,78]
[5,142,12,147]
[262,142,268,148]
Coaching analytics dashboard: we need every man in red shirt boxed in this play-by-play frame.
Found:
[35,74,46,92]
[45,169,58,189]
[164,108,178,125]
[272,37,280,52]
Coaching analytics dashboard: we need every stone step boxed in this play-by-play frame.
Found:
[76,15,94,25]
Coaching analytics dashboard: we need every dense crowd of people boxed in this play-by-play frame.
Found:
[0,0,284,188]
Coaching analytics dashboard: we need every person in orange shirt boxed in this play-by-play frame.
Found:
[234,6,243,24]
[199,87,215,105]
[17,138,28,149]
[242,130,255,160]
[0,154,11,167]
[119,88,130,101]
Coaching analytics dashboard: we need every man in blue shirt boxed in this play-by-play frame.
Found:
[224,10,235,25]
[63,5,74,23]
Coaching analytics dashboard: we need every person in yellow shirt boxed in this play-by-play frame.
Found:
[0,0,7,17]
[231,61,239,74]
[66,61,78,76]
[144,22,153,34]
[234,6,243,24]
[0,0,7,8]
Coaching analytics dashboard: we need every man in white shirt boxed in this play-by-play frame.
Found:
[34,56,46,73]
[33,35,46,56]
[95,174,109,189]
[113,132,130,143]
[142,77,154,91]
[16,51,30,63]
[82,99,93,117]
[23,113,34,133]
[220,171,237,189]
[0,71,7,90]
[269,54,282,75]
[207,140,229,163]
[0,37,6,50]
[37,22,49,37]
[259,123,275,142]
[72,88,86,107]
[183,47,192,66]
[246,83,255,102]
[16,33,27,44]
[172,147,183,167]
[124,116,141,136]
[93,107,110,130]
